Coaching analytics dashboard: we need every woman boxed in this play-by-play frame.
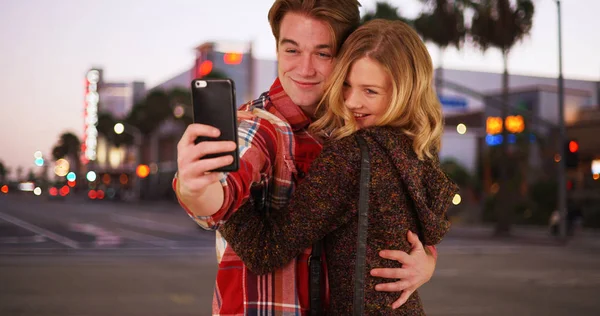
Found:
[220,19,457,315]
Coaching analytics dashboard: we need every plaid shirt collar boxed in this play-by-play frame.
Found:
[268,78,313,132]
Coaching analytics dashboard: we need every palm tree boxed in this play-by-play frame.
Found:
[413,0,467,91]
[126,90,173,136]
[52,132,82,179]
[27,169,36,182]
[168,88,194,125]
[361,2,410,25]
[0,160,7,183]
[16,166,23,182]
[97,111,133,147]
[469,0,535,235]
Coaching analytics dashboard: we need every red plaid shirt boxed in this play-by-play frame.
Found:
[174,78,323,315]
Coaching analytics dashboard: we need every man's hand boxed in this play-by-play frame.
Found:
[176,123,237,216]
[370,231,436,309]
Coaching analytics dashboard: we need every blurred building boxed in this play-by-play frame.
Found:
[141,41,278,199]
[438,68,599,172]
[438,68,600,207]
[113,41,599,201]
[153,40,277,103]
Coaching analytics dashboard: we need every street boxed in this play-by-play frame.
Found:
[1,194,599,316]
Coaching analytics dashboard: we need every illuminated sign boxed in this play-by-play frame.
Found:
[486,115,525,135]
[223,52,243,65]
[83,69,100,162]
[592,160,600,175]
[505,115,525,133]
[439,95,467,109]
[197,60,213,77]
[486,117,503,135]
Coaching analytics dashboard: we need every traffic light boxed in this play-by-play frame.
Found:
[565,140,579,169]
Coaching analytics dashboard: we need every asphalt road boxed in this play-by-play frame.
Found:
[1,193,599,315]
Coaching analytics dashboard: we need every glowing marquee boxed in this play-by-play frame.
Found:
[83,69,100,162]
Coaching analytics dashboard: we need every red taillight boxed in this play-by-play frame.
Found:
[88,190,97,199]
[59,186,70,197]
[49,187,58,196]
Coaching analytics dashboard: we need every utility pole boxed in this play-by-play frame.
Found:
[556,0,568,240]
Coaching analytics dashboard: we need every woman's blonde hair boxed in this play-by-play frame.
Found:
[310,19,444,160]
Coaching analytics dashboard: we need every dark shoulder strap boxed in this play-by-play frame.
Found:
[309,241,322,316]
[353,134,371,316]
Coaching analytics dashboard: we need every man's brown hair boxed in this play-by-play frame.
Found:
[268,0,361,55]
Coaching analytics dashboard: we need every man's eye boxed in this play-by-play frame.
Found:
[317,52,332,58]
[285,49,298,54]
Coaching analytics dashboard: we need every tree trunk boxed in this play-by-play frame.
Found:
[494,50,512,237]
[436,47,445,94]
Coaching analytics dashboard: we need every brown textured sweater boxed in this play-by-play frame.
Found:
[220,126,458,315]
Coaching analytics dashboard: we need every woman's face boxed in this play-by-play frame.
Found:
[342,57,392,129]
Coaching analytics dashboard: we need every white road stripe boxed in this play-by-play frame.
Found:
[114,228,177,248]
[0,212,79,249]
[110,214,200,237]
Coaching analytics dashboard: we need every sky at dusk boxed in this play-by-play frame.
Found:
[1,0,599,178]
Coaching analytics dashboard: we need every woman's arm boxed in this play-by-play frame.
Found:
[219,137,361,274]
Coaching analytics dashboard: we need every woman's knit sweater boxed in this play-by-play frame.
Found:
[220,126,458,315]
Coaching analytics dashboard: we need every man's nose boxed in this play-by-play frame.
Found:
[297,54,316,77]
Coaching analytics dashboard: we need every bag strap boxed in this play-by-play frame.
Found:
[309,241,322,316]
[353,134,371,316]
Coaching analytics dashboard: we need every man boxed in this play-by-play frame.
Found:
[174,0,437,314]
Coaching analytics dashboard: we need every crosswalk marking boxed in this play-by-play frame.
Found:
[0,212,79,248]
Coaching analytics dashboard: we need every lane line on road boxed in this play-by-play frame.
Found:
[115,228,178,248]
[110,214,201,237]
[0,212,80,249]
[0,245,216,257]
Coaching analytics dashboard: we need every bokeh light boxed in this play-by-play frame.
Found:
[119,174,129,185]
[114,123,125,135]
[86,171,97,182]
[136,164,150,178]
[452,194,462,205]
[33,187,42,196]
[173,105,185,118]
[34,151,43,159]
[457,124,467,135]
[2,185,9,194]
[66,172,76,182]
[102,173,111,185]
[88,190,97,200]
[150,163,159,174]
[59,186,70,197]
[35,158,44,167]
[54,159,70,177]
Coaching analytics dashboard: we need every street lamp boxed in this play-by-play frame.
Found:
[113,122,143,200]
[555,0,568,240]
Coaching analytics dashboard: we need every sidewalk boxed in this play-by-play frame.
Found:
[446,222,600,250]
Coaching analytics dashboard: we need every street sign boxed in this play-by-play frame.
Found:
[439,95,468,110]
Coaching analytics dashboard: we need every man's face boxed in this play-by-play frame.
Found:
[277,13,335,115]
